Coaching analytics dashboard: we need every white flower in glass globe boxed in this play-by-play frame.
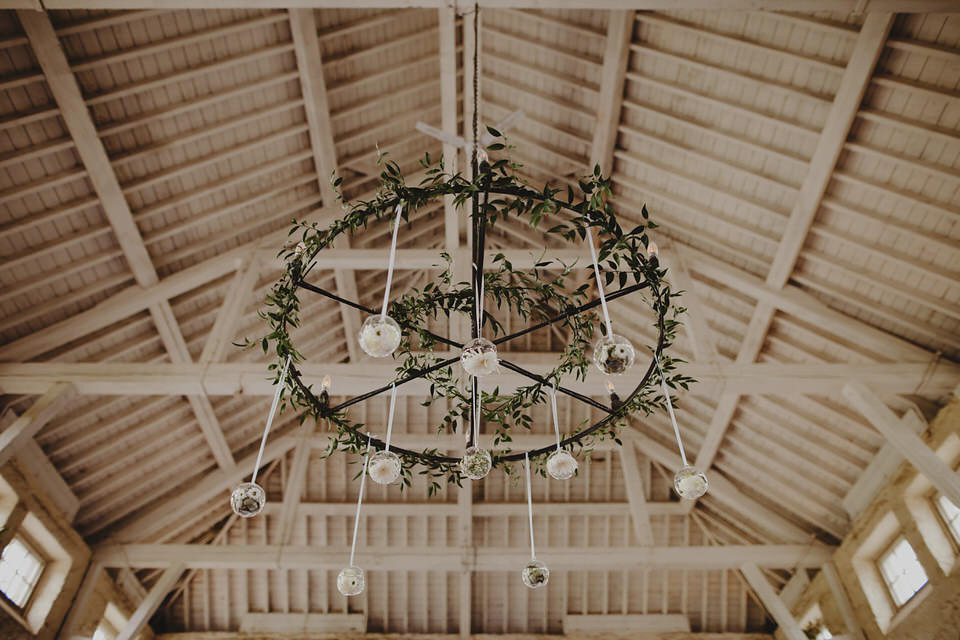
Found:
[674,465,708,500]
[230,482,266,518]
[337,566,365,596]
[593,333,635,375]
[460,337,498,377]
[459,446,492,480]
[368,450,402,485]
[358,315,402,358]
[521,559,549,589]
[546,449,578,480]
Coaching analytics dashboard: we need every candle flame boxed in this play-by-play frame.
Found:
[646,241,659,257]
[322,375,331,389]
[606,380,615,393]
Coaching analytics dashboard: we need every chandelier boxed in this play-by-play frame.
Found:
[229,3,706,598]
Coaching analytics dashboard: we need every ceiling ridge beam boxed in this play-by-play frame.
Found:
[94,543,834,571]
[589,9,633,174]
[685,12,897,489]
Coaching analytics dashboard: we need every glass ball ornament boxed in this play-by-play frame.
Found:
[368,449,402,485]
[593,333,635,375]
[459,446,492,480]
[358,315,402,358]
[521,559,550,589]
[230,482,266,518]
[674,465,708,500]
[337,566,365,596]
[546,449,578,480]
[460,337,499,377]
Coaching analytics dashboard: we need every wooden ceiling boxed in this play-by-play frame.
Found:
[0,0,958,636]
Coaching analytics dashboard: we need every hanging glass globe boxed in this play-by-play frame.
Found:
[337,566,365,596]
[230,482,266,518]
[674,465,708,500]
[358,315,402,358]
[546,449,578,480]
[521,559,550,589]
[368,450,402,485]
[460,337,499,377]
[593,333,635,375]
[459,446,492,480]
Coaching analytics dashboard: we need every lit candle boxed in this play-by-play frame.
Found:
[319,375,331,408]
[607,380,622,410]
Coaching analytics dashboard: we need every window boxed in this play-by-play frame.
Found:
[92,621,116,640]
[0,537,45,608]
[935,494,960,543]
[878,537,928,606]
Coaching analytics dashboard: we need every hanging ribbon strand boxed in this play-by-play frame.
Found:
[549,386,561,451]
[252,354,292,485]
[584,226,613,337]
[381,203,404,318]
[368,384,402,486]
[351,436,372,568]
[654,355,687,466]
[654,355,709,500]
[521,452,550,588]
[525,452,536,560]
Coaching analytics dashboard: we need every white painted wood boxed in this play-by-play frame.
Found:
[96,543,834,570]
[842,409,925,519]
[459,481,472,638]
[822,561,863,640]
[0,384,75,468]
[267,500,687,517]
[778,570,810,610]
[589,10,633,174]
[619,441,655,545]
[116,563,186,640]
[278,419,316,545]
[14,436,80,523]
[240,613,365,633]
[199,258,261,365]
[36,0,960,11]
[564,614,690,633]
[18,10,158,287]
[843,382,960,507]
[4,360,955,397]
[740,562,805,640]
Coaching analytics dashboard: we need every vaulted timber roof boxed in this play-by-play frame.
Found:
[0,1,958,635]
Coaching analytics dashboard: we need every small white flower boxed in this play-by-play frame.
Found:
[546,450,578,480]
[462,350,499,376]
[368,457,400,485]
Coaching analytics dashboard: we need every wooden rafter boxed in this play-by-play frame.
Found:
[589,10,633,174]
[689,12,897,478]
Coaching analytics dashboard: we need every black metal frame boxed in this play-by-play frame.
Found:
[286,162,670,466]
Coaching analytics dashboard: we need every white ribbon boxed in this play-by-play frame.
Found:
[585,226,613,337]
[525,452,536,560]
[251,354,292,485]
[381,204,404,317]
[350,436,372,567]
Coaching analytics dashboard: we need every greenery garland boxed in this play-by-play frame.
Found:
[244,130,692,494]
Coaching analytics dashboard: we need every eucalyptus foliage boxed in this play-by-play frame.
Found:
[243,131,691,494]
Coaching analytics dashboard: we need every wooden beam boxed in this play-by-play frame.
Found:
[15,436,80,523]
[4,360,956,398]
[116,563,186,640]
[688,12,897,479]
[822,561,864,640]
[740,562,805,640]
[565,614,690,633]
[277,419,316,545]
[629,430,810,543]
[458,482,472,638]
[95,543,834,571]
[199,258,261,365]
[619,441,655,545]
[843,382,960,507]
[263,500,689,518]
[111,435,296,543]
[778,570,809,610]
[18,10,157,287]
[842,408,925,519]
[589,10,634,174]
[439,5,460,252]
[290,8,363,362]
[0,383,75,468]
[38,0,959,12]
[658,241,718,364]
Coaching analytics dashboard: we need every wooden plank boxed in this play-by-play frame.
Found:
[37,0,960,10]
[18,10,157,287]
[619,441,655,545]
[778,570,809,609]
[822,561,863,640]
[0,384,76,468]
[15,436,80,523]
[459,481,472,638]
[589,10,634,174]
[843,382,960,507]
[116,563,186,640]
[96,543,834,571]
[240,613,365,633]
[740,562,805,640]
[2,360,957,398]
[278,500,687,517]
[277,419,316,545]
[842,409,925,519]
[199,258,262,365]
[565,614,690,633]
[290,8,363,362]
